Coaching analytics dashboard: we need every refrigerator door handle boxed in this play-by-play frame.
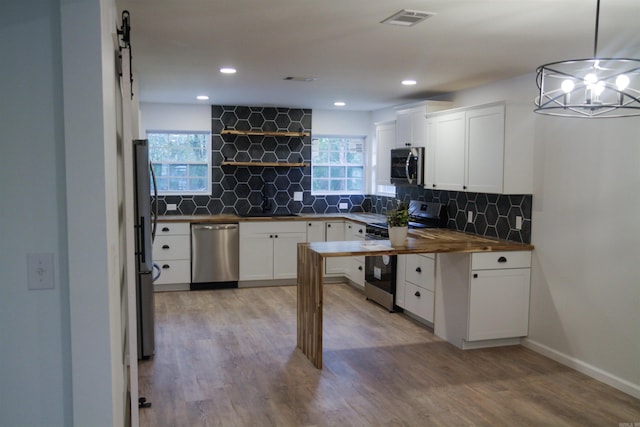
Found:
[150,162,158,243]
[152,262,161,282]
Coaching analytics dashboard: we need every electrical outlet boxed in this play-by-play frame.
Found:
[339,202,348,209]
[293,191,303,201]
[167,203,177,211]
[515,216,523,230]
[467,211,473,223]
[27,253,55,290]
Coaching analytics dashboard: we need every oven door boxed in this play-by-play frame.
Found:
[364,254,397,311]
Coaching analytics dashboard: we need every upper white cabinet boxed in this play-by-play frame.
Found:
[426,101,533,194]
[395,106,426,148]
[375,122,396,186]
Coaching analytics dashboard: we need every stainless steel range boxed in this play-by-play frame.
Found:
[364,200,448,311]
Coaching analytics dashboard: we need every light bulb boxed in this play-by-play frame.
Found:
[561,79,575,93]
[594,81,605,96]
[616,74,630,90]
[584,73,598,87]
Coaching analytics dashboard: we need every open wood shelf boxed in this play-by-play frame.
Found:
[221,129,310,137]
[221,161,309,167]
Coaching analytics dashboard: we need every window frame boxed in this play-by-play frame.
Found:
[311,135,366,196]
[146,130,212,196]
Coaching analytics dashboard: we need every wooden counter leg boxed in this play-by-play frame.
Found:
[297,243,324,369]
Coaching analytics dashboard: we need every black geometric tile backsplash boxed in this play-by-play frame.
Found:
[370,188,532,244]
[153,105,370,217]
[154,104,532,244]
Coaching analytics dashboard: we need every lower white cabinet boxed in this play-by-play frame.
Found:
[153,222,191,288]
[345,221,366,289]
[325,221,346,276]
[239,221,307,281]
[435,251,531,349]
[396,254,436,322]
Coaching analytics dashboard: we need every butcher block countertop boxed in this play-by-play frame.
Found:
[158,212,386,224]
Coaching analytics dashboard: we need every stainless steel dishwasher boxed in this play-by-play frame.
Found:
[191,223,239,289]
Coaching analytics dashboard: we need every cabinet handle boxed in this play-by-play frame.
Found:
[269,235,273,238]
[327,224,331,228]
[162,227,169,232]
[358,266,363,271]
[414,291,421,297]
[358,229,363,234]
[473,273,478,278]
[162,264,170,269]
[463,185,467,190]
[275,235,278,238]
[415,267,422,273]
[432,184,436,188]
[162,244,170,249]
[498,256,507,263]
[308,223,312,226]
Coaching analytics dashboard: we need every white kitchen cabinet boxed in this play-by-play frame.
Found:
[239,221,306,282]
[375,122,396,186]
[395,103,450,149]
[345,221,366,289]
[397,254,436,322]
[306,220,325,242]
[324,221,346,276]
[435,251,531,349]
[153,222,191,289]
[426,102,533,194]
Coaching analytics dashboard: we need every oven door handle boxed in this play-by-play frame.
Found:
[405,151,414,184]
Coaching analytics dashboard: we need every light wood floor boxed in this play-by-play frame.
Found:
[139,283,640,426]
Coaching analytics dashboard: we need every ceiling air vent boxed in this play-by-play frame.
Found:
[381,9,435,27]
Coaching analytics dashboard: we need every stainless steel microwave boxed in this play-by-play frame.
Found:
[390,147,424,186]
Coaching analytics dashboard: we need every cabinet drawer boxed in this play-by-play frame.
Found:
[404,283,434,323]
[153,235,190,260]
[405,254,435,291]
[471,251,531,270]
[154,260,190,285]
[156,222,190,236]
[241,221,306,235]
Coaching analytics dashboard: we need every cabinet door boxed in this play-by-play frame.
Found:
[306,221,325,242]
[239,233,273,281]
[395,255,407,308]
[467,268,531,341]
[433,111,465,191]
[410,108,427,148]
[465,104,505,193]
[424,118,436,189]
[273,232,307,279]
[395,111,412,148]
[325,221,346,275]
[375,123,396,185]
[405,254,435,292]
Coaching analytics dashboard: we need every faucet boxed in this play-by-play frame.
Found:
[261,179,272,213]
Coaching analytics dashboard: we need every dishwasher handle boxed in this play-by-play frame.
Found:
[192,223,238,231]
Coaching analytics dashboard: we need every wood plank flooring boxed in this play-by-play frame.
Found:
[139,284,640,426]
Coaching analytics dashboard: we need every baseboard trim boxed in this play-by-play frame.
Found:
[522,338,640,399]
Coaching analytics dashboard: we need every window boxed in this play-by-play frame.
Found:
[147,131,211,195]
[311,136,365,195]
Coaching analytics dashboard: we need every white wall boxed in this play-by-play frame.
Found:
[0,0,122,425]
[452,74,640,397]
[0,1,70,425]
[140,102,211,134]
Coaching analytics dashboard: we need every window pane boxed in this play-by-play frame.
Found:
[346,152,363,164]
[313,179,329,191]
[189,177,208,191]
[313,166,329,178]
[330,166,345,178]
[189,164,208,177]
[170,164,188,176]
[312,152,329,163]
[329,151,342,163]
[347,166,363,178]
[347,178,362,191]
[330,179,345,191]
[156,177,169,191]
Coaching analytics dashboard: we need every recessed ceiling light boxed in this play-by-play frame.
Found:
[334,101,346,107]
[220,67,236,74]
[196,95,209,100]
[402,79,417,86]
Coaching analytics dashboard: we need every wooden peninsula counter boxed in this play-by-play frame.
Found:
[297,229,534,368]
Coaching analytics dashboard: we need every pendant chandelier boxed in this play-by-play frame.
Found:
[534,0,640,118]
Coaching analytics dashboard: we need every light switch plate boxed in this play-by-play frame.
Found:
[515,216,523,230]
[167,203,177,211]
[293,191,303,201]
[27,253,55,290]
[467,211,473,223]
[339,202,348,209]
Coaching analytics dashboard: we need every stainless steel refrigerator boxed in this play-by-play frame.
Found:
[133,139,159,359]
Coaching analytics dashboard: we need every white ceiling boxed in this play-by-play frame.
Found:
[116,0,640,111]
